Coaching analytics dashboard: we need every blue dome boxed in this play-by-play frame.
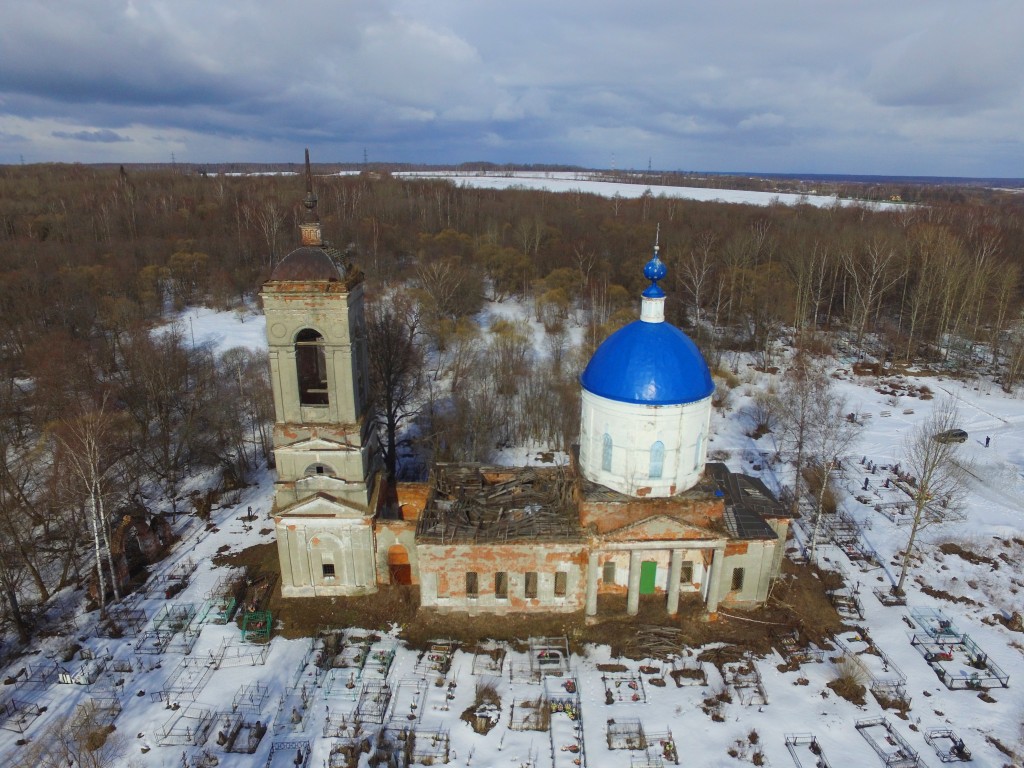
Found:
[580,320,714,405]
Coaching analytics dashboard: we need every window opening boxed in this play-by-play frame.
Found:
[495,572,508,599]
[554,571,568,597]
[694,431,705,470]
[731,567,745,592]
[602,561,616,585]
[680,561,694,584]
[466,572,479,599]
[296,328,329,405]
[650,440,665,479]
[322,562,336,579]
[602,433,613,472]
[524,572,538,599]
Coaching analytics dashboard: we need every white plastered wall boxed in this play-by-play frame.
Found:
[579,390,712,496]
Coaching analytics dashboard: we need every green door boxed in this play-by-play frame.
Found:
[639,561,658,594]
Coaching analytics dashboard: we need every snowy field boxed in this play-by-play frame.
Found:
[2,306,1022,768]
[391,170,903,210]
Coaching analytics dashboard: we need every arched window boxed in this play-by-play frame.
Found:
[694,432,705,470]
[304,462,334,477]
[601,433,613,472]
[296,329,328,405]
[650,441,665,479]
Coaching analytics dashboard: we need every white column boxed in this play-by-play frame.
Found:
[585,551,600,616]
[626,550,642,616]
[667,550,683,615]
[706,544,726,614]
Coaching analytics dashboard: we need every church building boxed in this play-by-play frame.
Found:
[264,157,791,617]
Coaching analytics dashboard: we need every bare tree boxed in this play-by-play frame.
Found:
[55,395,127,611]
[367,294,423,490]
[806,392,861,561]
[776,356,829,514]
[893,399,969,596]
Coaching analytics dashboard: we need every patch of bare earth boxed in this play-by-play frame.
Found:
[216,544,843,654]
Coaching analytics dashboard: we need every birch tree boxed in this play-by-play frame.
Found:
[56,396,127,611]
[893,399,969,596]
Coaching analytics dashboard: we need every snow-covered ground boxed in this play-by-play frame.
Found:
[2,307,1022,768]
[391,170,903,210]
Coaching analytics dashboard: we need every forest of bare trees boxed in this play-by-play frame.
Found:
[1,163,1024,644]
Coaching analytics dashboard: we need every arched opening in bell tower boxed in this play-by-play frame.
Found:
[295,328,329,405]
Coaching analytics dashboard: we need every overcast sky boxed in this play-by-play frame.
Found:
[1,1,1022,176]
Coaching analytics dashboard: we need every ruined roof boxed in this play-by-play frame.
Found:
[269,246,346,282]
[706,462,789,540]
[416,464,583,544]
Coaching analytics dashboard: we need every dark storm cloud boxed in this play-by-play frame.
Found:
[52,128,132,143]
[0,0,1021,175]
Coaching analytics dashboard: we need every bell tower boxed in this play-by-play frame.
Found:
[260,150,380,597]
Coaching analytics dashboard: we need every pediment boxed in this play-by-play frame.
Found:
[598,513,715,542]
[278,492,369,519]
[278,437,356,452]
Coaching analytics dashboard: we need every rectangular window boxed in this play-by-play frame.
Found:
[680,561,694,584]
[525,571,538,599]
[495,572,508,600]
[602,561,616,585]
[322,562,335,578]
[466,572,479,599]
[554,571,568,597]
[731,567,745,592]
